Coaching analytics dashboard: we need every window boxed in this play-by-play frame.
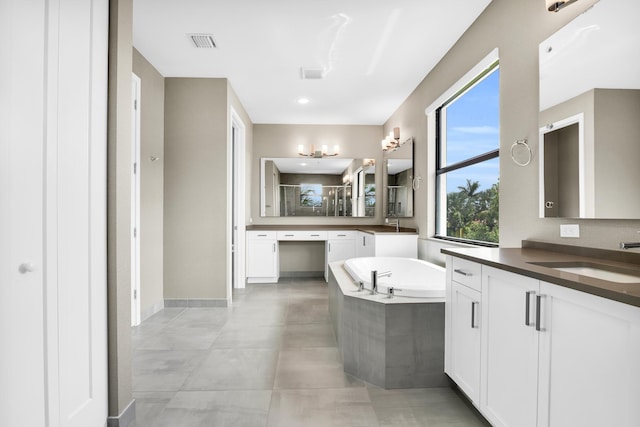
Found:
[300,183,322,207]
[435,62,499,245]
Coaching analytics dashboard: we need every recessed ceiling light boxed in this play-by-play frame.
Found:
[300,163,307,166]
[297,97,310,105]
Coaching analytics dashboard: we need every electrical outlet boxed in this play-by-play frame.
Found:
[560,224,580,238]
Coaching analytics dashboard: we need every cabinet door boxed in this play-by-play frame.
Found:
[450,281,481,405]
[481,266,539,427]
[247,240,277,278]
[356,232,375,257]
[537,282,640,427]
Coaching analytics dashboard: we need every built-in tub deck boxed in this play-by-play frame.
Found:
[328,260,447,389]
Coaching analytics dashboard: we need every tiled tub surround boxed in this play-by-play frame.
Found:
[328,261,448,389]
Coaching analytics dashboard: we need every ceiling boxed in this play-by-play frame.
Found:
[133,0,492,125]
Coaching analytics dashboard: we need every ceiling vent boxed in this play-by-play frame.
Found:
[300,67,325,80]
[189,34,217,49]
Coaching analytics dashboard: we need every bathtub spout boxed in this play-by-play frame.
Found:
[371,270,392,295]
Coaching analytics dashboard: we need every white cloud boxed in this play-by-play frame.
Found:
[450,125,499,135]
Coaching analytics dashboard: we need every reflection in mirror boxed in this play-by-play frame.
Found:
[384,140,414,218]
[260,158,375,217]
[538,0,640,218]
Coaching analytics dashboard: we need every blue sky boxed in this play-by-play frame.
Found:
[443,69,500,193]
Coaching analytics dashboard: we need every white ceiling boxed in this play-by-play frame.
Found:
[133,0,492,125]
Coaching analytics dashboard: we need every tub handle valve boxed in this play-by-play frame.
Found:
[357,281,364,292]
[387,287,394,299]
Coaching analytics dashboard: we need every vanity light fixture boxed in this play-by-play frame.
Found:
[381,127,412,152]
[298,144,339,158]
[546,0,579,12]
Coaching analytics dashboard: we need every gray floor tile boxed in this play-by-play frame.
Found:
[131,391,175,427]
[136,326,221,351]
[281,323,337,348]
[212,324,284,348]
[133,349,208,392]
[274,348,364,389]
[152,390,271,427]
[183,348,279,390]
[285,298,331,324]
[268,388,378,427]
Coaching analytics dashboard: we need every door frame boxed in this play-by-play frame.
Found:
[229,107,247,296]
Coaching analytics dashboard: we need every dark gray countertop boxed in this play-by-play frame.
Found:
[442,240,640,307]
[246,224,418,234]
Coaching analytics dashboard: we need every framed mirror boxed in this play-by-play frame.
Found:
[384,139,414,217]
[260,157,376,217]
[538,0,640,218]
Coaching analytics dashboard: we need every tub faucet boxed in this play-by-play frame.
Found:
[371,270,392,295]
[620,242,640,250]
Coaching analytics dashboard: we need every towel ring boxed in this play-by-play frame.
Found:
[510,139,532,167]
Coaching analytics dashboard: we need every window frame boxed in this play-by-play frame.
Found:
[434,60,500,247]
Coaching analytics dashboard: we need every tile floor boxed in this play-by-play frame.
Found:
[132,277,488,426]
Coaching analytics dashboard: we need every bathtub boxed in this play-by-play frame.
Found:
[343,257,446,298]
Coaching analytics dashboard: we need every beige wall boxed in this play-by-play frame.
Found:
[251,124,383,225]
[164,78,228,300]
[383,0,640,258]
[133,49,165,318]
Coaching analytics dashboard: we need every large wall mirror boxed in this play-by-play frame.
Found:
[384,139,414,217]
[261,157,376,217]
[538,0,640,218]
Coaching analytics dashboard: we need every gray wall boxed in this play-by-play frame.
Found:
[383,0,640,259]
[132,49,165,319]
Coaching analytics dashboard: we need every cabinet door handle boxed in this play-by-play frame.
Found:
[273,243,276,253]
[284,234,294,237]
[328,243,331,252]
[471,301,478,328]
[454,269,472,277]
[536,294,545,332]
[257,234,267,237]
[363,236,366,246]
[525,291,536,326]
[337,234,346,237]
[310,234,320,237]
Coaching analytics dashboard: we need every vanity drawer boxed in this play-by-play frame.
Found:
[277,231,328,241]
[451,257,481,291]
[328,231,356,240]
[247,231,277,240]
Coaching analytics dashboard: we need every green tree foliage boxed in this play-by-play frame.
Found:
[447,179,499,243]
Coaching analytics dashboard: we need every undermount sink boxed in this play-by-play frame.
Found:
[528,261,640,284]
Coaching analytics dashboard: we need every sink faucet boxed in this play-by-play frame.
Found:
[620,242,640,250]
[371,270,392,295]
[387,218,400,232]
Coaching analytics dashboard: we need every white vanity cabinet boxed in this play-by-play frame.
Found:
[325,231,356,280]
[246,231,279,283]
[445,256,482,406]
[446,256,640,427]
[356,231,417,258]
[356,231,375,257]
[480,266,540,427]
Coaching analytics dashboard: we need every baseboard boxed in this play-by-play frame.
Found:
[140,300,165,322]
[280,271,324,278]
[164,298,229,308]
[107,399,136,427]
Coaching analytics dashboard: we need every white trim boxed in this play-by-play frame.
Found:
[538,113,586,218]
[425,48,500,115]
[230,107,247,293]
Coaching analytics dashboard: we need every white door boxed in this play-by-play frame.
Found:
[0,0,108,425]
[131,73,141,326]
[230,108,246,291]
[481,266,539,427]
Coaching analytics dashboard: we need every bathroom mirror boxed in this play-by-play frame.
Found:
[260,157,376,217]
[384,139,414,217]
[538,0,640,218]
